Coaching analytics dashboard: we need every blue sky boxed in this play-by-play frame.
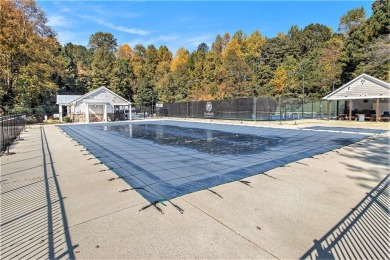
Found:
[38,1,373,54]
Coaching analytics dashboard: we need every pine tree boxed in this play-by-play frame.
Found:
[88,32,117,90]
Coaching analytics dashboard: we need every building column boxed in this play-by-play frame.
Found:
[326,100,330,120]
[104,104,107,122]
[128,104,132,120]
[86,103,89,123]
[70,104,75,122]
[376,98,380,122]
[349,99,353,121]
[59,105,63,122]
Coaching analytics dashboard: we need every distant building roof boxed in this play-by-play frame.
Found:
[56,87,130,106]
[71,87,130,105]
[56,95,82,105]
[323,74,390,100]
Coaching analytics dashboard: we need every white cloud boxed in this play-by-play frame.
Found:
[184,34,213,47]
[156,35,180,42]
[125,39,144,47]
[123,33,212,53]
[47,15,72,28]
[116,12,143,19]
[56,31,88,46]
[179,15,198,22]
[102,22,150,36]
[60,7,72,13]
[78,15,150,36]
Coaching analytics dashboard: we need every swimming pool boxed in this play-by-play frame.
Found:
[59,121,377,203]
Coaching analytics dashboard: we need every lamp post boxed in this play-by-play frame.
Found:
[289,71,305,119]
[186,79,199,119]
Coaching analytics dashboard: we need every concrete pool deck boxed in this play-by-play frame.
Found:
[1,120,389,259]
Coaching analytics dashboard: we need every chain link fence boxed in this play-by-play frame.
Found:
[1,115,26,153]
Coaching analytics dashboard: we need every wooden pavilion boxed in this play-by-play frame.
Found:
[322,74,390,122]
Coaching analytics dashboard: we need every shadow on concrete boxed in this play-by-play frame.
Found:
[301,174,389,260]
[341,135,389,188]
[0,127,77,259]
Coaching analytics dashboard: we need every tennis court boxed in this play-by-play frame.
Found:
[58,121,384,203]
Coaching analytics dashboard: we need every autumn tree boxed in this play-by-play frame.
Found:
[145,45,159,81]
[170,47,189,72]
[59,43,91,94]
[117,44,133,62]
[269,66,287,96]
[341,0,389,81]
[221,41,253,99]
[111,58,133,100]
[135,78,154,108]
[300,23,333,56]
[316,36,344,95]
[4,0,389,112]
[154,46,173,102]
[338,7,366,36]
[88,32,117,90]
[167,48,189,101]
[0,0,62,113]
[211,34,224,56]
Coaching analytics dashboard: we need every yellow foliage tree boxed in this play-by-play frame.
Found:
[117,44,133,62]
[270,67,287,96]
[319,37,343,82]
[222,39,243,59]
[0,0,61,110]
[245,30,266,57]
[170,47,189,72]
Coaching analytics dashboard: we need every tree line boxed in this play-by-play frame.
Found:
[1,0,388,114]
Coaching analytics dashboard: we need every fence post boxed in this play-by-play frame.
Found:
[14,116,16,138]
[252,97,257,121]
[311,100,314,119]
[1,116,3,152]
[12,116,15,142]
[279,96,282,124]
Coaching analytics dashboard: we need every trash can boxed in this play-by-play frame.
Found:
[358,114,365,122]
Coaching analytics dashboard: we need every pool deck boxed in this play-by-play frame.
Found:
[1,119,389,259]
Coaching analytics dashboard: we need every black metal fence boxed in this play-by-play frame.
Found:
[0,115,26,153]
[157,97,342,121]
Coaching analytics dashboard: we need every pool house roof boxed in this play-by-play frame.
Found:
[56,95,82,105]
[323,73,390,101]
[71,87,130,106]
[56,87,131,106]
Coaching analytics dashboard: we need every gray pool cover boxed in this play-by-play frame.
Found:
[302,126,386,134]
[59,121,383,203]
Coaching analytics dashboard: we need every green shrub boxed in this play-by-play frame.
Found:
[26,116,37,124]
[46,118,60,124]
[63,116,71,123]
[11,106,32,115]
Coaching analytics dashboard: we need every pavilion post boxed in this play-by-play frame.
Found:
[326,100,330,120]
[67,105,71,118]
[376,98,380,122]
[349,99,353,121]
[59,105,63,122]
[128,103,132,121]
[103,104,107,122]
[86,103,89,123]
